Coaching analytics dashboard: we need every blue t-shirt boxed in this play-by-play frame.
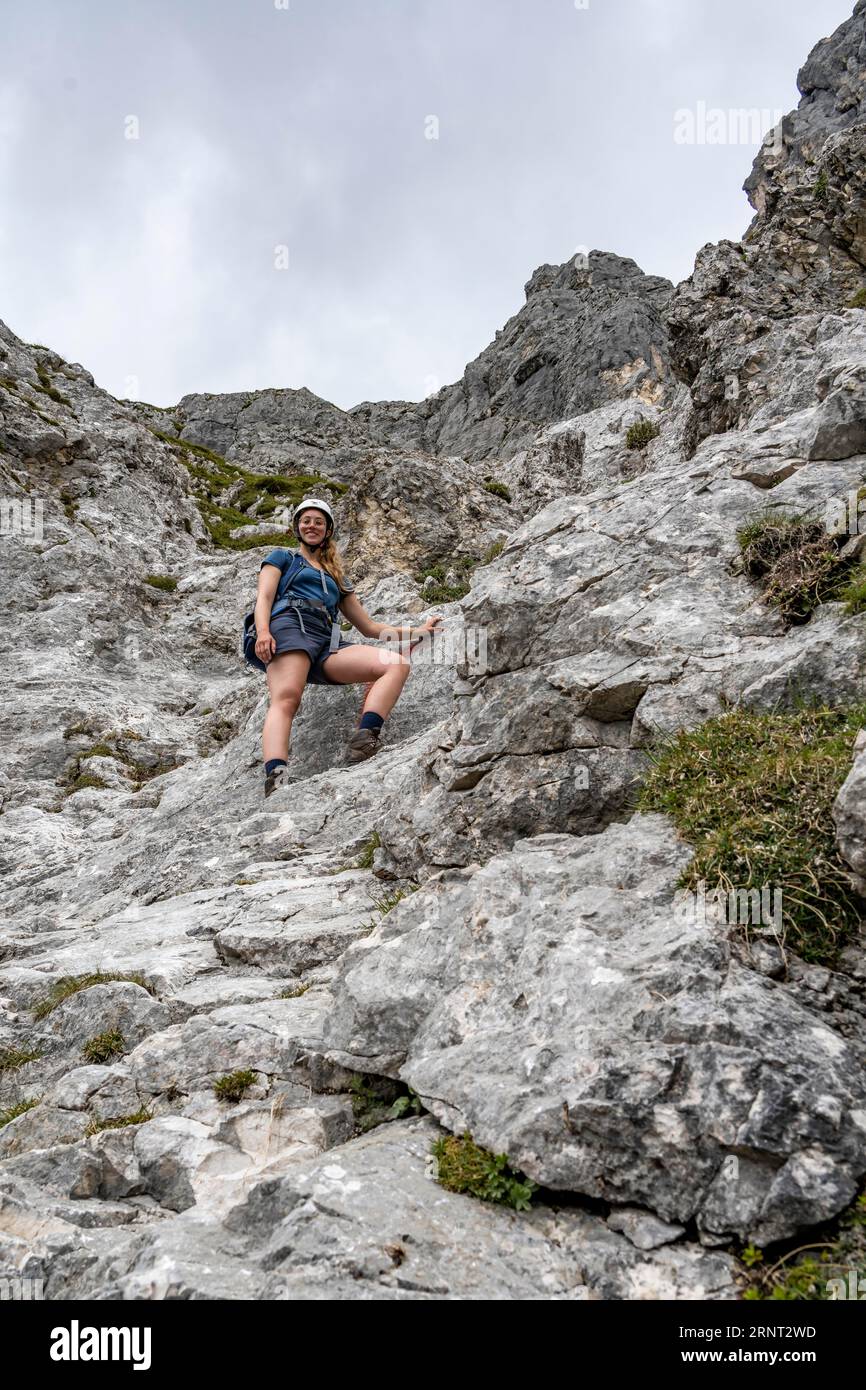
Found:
[261,549,354,622]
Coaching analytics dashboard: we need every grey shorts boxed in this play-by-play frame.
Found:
[246,611,355,684]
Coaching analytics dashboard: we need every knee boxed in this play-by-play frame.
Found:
[377,655,412,682]
[271,687,303,715]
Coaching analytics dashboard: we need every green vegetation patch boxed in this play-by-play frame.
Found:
[64,773,108,794]
[148,428,346,551]
[143,574,178,592]
[213,1069,257,1102]
[737,509,854,623]
[80,743,113,759]
[61,729,181,794]
[82,1030,125,1064]
[348,1074,424,1134]
[32,971,156,1021]
[353,830,381,870]
[0,1045,42,1073]
[482,538,505,563]
[415,553,477,603]
[846,287,866,309]
[0,1098,41,1129]
[626,419,660,450]
[360,884,418,936]
[85,1108,152,1137]
[838,563,866,616]
[740,1191,866,1300]
[34,364,72,407]
[330,830,382,875]
[432,1132,537,1211]
[483,480,512,501]
[638,702,866,966]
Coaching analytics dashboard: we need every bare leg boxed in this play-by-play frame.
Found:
[318,644,412,720]
[263,651,310,762]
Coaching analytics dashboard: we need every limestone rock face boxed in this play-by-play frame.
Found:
[667,4,866,454]
[350,251,674,463]
[2,4,866,1302]
[323,817,866,1245]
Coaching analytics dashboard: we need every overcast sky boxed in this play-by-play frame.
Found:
[0,0,855,410]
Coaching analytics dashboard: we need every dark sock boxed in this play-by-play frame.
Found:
[359,712,384,734]
[264,758,288,776]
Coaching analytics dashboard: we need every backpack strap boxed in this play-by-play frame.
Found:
[269,550,308,619]
[266,550,345,653]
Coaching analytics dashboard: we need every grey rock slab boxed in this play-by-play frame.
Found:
[806,362,866,459]
[224,1118,737,1301]
[127,993,333,1098]
[41,982,171,1054]
[324,815,866,1244]
[43,1213,268,1300]
[165,972,286,1017]
[131,1117,256,1215]
[44,1063,143,1120]
[606,1207,687,1251]
[0,1105,90,1159]
[214,912,377,977]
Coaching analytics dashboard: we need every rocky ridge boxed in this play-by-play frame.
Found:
[1,5,866,1301]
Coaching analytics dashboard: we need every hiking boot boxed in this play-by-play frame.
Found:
[264,764,289,797]
[346,728,381,763]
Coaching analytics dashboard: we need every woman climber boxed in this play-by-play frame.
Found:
[243,496,442,796]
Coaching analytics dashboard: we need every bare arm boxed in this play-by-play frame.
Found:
[338,591,442,642]
[254,564,281,664]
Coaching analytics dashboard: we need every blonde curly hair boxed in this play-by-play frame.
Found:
[315,533,350,594]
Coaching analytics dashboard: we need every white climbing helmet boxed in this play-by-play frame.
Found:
[292,497,335,542]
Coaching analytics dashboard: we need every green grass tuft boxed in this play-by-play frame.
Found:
[0,1097,41,1128]
[80,743,113,759]
[483,480,512,501]
[359,885,418,935]
[330,830,382,875]
[838,563,866,615]
[432,1132,537,1211]
[34,364,72,406]
[626,419,660,450]
[353,830,381,870]
[737,508,854,622]
[482,538,505,564]
[85,1107,152,1136]
[0,1045,42,1073]
[638,702,866,966]
[65,773,109,793]
[143,574,178,591]
[82,1030,125,1064]
[213,1069,257,1102]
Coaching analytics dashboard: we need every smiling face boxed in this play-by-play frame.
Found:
[297,508,329,547]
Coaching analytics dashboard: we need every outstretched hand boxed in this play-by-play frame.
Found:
[414,615,443,639]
